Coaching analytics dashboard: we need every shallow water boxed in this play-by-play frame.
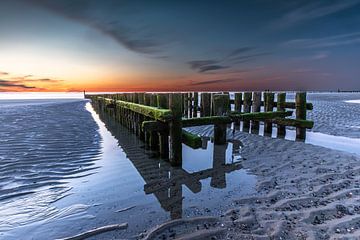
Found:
[0,100,256,239]
[1,92,360,239]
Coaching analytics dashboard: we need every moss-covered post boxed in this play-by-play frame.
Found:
[149,94,159,150]
[138,93,145,140]
[296,92,307,141]
[157,93,170,159]
[234,92,243,113]
[233,92,243,129]
[277,92,286,137]
[200,93,211,117]
[193,92,198,118]
[144,93,152,149]
[182,93,188,118]
[144,93,151,106]
[187,92,193,118]
[169,93,183,166]
[243,92,252,131]
[264,92,275,135]
[251,92,262,133]
[213,94,229,145]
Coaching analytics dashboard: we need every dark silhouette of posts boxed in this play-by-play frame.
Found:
[242,92,252,131]
[264,92,275,136]
[251,92,262,133]
[193,92,198,118]
[296,92,307,141]
[157,94,170,159]
[169,93,183,166]
[277,92,286,137]
[200,93,211,117]
[213,94,229,145]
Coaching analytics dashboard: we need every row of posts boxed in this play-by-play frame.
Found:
[91,91,308,166]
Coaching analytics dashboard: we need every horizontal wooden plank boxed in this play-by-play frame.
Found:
[270,118,314,128]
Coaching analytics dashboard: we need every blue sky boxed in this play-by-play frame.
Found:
[0,0,359,91]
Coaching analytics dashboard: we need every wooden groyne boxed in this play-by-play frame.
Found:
[86,92,314,166]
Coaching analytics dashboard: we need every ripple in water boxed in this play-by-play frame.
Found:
[0,99,102,233]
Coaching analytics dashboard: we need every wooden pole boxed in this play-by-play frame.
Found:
[157,94,170,159]
[264,92,275,135]
[213,94,229,145]
[183,93,188,118]
[188,92,193,118]
[169,93,183,166]
[200,93,211,117]
[193,92,198,118]
[149,94,159,150]
[277,92,286,137]
[242,92,252,131]
[251,92,261,133]
[296,92,307,141]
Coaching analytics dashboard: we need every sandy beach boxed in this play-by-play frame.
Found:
[0,93,360,240]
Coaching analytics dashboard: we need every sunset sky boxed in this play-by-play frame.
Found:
[0,0,359,92]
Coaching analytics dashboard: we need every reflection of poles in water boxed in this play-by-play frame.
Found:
[230,140,242,163]
[94,105,242,220]
[169,168,183,219]
[201,136,211,149]
[210,143,227,189]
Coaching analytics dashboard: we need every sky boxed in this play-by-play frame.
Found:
[0,0,359,92]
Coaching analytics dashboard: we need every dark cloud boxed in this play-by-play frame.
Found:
[27,0,164,55]
[0,80,36,89]
[20,78,63,83]
[226,47,256,58]
[188,60,219,70]
[0,71,9,75]
[188,60,229,73]
[191,78,239,86]
[188,47,269,74]
[198,65,229,73]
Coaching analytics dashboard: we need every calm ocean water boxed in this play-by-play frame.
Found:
[0,92,359,239]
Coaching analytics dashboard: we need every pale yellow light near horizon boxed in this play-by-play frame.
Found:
[0,45,145,91]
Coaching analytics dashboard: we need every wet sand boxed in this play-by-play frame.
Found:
[1,93,360,240]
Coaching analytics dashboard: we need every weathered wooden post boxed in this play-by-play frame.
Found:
[144,93,151,106]
[242,92,252,131]
[296,92,307,140]
[169,93,183,166]
[193,92,198,118]
[233,92,243,130]
[144,93,152,149]
[251,92,262,133]
[138,93,145,140]
[277,92,286,137]
[213,94,230,145]
[188,92,193,118]
[183,93,188,118]
[234,92,243,113]
[264,92,275,135]
[149,94,159,150]
[157,93,170,159]
[201,93,211,117]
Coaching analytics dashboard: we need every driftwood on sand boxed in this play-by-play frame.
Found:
[142,216,221,240]
[57,223,128,240]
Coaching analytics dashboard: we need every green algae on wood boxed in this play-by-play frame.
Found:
[230,111,293,120]
[182,116,232,127]
[271,118,314,129]
[102,98,173,122]
[169,93,183,166]
[182,130,202,149]
[213,94,229,145]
